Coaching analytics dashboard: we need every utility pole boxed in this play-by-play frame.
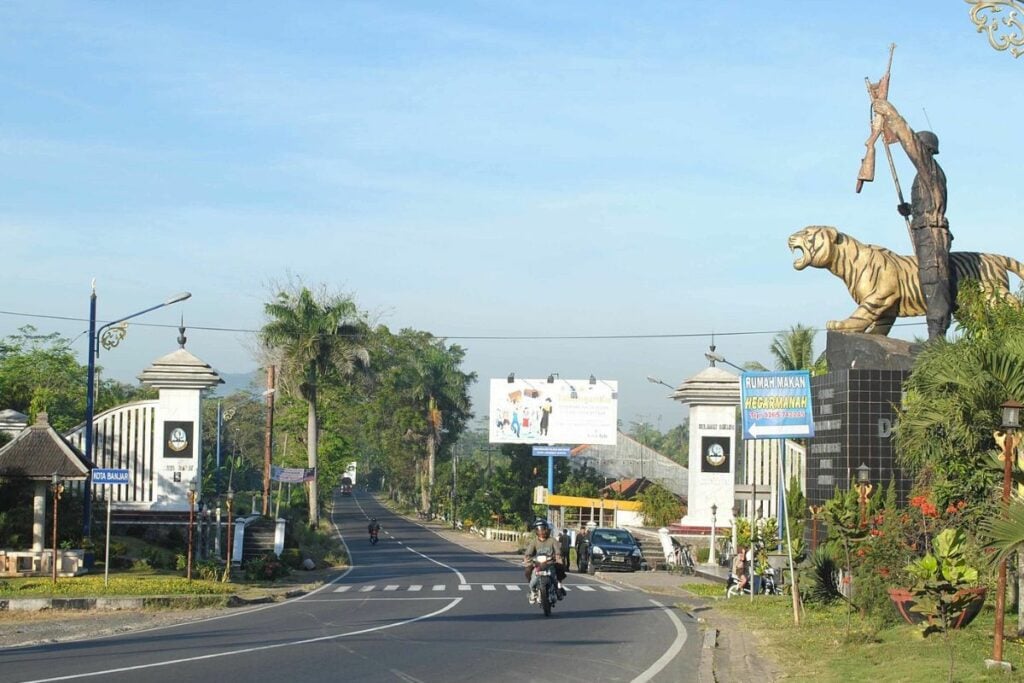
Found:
[262,365,275,517]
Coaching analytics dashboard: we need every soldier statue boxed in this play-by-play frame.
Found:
[871,99,952,340]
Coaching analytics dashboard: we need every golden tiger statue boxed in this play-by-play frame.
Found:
[788,226,1024,335]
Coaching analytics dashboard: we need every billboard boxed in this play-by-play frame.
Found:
[488,378,618,445]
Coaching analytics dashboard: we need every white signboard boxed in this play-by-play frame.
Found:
[488,378,618,446]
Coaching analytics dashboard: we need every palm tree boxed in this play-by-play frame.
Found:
[261,286,368,527]
[769,324,818,371]
[402,334,474,515]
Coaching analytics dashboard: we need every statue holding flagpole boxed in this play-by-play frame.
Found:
[856,44,953,341]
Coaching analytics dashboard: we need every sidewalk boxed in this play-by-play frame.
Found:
[418,518,781,683]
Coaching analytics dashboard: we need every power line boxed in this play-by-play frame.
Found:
[0,307,926,341]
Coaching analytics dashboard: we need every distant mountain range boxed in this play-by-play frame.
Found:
[209,370,260,397]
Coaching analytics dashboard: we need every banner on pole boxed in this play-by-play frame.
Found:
[271,465,316,483]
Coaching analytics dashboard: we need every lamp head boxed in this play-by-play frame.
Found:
[589,374,596,385]
[1001,399,1023,430]
[165,292,192,305]
[547,373,557,384]
[711,503,718,516]
[507,373,515,383]
[855,462,870,484]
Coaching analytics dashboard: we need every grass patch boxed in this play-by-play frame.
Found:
[0,573,237,598]
[716,595,1024,682]
[681,582,726,599]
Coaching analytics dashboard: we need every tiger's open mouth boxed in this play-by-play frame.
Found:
[788,234,810,270]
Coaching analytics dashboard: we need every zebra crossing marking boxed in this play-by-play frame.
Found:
[331,582,617,594]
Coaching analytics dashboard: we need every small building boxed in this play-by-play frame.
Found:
[0,411,92,576]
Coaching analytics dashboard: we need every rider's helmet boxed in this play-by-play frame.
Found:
[370,517,376,523]
[531,519,550,533]
[916,130,939,155]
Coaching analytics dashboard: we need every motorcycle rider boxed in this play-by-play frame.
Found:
[523,519,565,604]
[368,517,381,539]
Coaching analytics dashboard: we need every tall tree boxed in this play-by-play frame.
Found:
[398,332,475,514]
[261,286,368,527]
[769,324,819,372]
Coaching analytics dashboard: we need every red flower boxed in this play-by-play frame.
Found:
[878,567,890,578]
[946,504,958,514]
[870,529,883,537]
[957,500,967,510]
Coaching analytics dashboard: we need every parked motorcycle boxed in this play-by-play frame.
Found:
[726,566,779,598]
[531,553,559,616]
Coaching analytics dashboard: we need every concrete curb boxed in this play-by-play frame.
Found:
[0,589,310,612]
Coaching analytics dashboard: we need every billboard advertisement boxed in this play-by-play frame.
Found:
[489,377,618,445]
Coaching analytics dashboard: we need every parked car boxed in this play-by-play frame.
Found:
[586,527,644,573]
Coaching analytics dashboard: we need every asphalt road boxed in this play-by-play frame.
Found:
[0,493,700,683]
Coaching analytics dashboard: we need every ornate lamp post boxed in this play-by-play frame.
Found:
[222,486,235,582]
[709,503,718,566]
[808,505,824,551]
[854,463,872,527]
[990,399,1022,670]
[82,286,191,538]
[186,479,197,581]
[50,473,64,583]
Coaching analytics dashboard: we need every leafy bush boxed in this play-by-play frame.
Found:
[803,546,842,605]
[243,552,289,581]
[193,559,221,581]
[280,548,303,569]
[637,483,683,526]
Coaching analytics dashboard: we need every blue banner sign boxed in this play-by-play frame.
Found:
[92,468,130,485]
[740,370,815,440]
[532,445,571,457]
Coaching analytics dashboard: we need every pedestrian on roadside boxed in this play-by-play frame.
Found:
[558,528,571,573]
[575,525,590,572]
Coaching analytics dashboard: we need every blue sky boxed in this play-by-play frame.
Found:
[2,2,1022,430]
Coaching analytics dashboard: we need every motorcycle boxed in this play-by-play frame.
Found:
[726,566,779,598]
[369,528,379,545]
[531,554,559,617]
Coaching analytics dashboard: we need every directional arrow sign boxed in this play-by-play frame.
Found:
[740,370,814,440]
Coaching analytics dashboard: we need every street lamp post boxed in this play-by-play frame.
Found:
[186,479,197,581]
[82,286,191,539]
[646,375,675,391]
[222,487,235,582]
[50,473,64,583]
[704,350,746,373]
[854,463,872,527]
[990,399,1022,670]
[710,504,718,566]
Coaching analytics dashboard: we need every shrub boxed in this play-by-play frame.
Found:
[243,552,289,582]
[280,548,303,569]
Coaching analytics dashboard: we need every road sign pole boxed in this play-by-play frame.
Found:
[548,455,554,494]
[104,497,111,587]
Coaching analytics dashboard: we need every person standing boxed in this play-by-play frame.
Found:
[558,528,571,573]
[575,524,590,572]
[731,545,748,593]
[872,98,952,340]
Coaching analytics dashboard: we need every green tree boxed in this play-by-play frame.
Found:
[769,323,825,374]
[261,286,369,527]
[637,483,684,527]
[894,283,1024,519]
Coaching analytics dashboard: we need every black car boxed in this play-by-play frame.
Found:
[586,527,644,573]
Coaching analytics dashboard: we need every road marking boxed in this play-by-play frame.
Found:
[432,584,445,591]
[575,585,596,591]
[630,600,689,683]
[359,585,376,592]
[384,585,400,591]
[482,584,496,591]
[505,584,521,591]
[458,584,471,591]
[404,546,467,585]
[334,586,352,593]
[600,586,620,592]
[18,598,464,682]
[408,585,422,592]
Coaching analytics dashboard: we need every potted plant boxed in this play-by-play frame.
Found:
[887,528,986,633]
